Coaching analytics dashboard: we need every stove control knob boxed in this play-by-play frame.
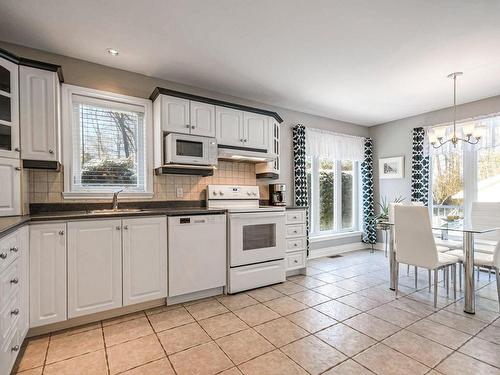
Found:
[252,192,257,196]
[219,191,224,196]
[247,192,252,196]
[212,191,217,196]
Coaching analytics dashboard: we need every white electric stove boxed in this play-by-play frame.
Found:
[207,185,286,293]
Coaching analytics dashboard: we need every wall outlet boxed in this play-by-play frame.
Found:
[176,187,183,198]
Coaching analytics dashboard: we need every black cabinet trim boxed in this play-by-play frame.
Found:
[150,87,283,123]
[0,47,64,82]
[22,159,61,171]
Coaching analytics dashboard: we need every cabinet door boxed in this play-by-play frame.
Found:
[0,57,20,159]
[243,113,269,151]
[68,220,122,318]
[161,95,190,134]
[122,217,167,306]
[19,66,59,161]
[190,101,215,137]
[18,226,29,338]
[30,223,67,328]
[0,157,21,216]
[216,106,244,147]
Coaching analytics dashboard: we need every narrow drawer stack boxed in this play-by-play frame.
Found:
[285,208,307,272]
[0,227,28,375]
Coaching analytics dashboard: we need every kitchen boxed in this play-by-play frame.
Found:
[0,41,311,375]
[2,2,500,375]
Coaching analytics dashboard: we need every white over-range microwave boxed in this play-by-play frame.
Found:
[164,133,218,166]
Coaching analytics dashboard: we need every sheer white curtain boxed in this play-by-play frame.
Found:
[305,128,364,161]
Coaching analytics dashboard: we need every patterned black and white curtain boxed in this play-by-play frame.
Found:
[411,127,430,205]
[292,124,307,206]
[361,138,376,244]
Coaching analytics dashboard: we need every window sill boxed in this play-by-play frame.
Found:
[310,230,362,243]
[62,192,154,200]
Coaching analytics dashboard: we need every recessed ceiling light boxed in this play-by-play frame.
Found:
[106,48,119,56]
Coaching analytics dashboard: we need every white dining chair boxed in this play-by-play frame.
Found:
[447,241,500,311]
[394,205,459,307]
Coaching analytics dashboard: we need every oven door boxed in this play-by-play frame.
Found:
[166,134,209,165]
[229,211,285,267]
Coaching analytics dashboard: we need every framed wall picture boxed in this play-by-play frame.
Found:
[379,156,404,179]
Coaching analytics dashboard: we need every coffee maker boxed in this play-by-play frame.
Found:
[269,184,286,206]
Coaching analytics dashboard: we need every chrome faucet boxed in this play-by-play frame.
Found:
[112,189,124,210]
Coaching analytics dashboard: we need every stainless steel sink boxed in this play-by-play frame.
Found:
[89,208,144,214]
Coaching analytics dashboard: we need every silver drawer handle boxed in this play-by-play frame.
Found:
[10,278,19,284]
[15,167,21,171]
[11,345,20,352]
[11,308,19,315]
[59,230,64,235]
[14,147,20,152]
[191,125,196,129]
[123,225,128,230]
[293,216,298,219]
[294,260,298,263]
[49,149,54,154]
[293,230,298,234]
[294,243,298,246]
[0,252,7,259]
[10,246,18,253]
[116,226,121,230]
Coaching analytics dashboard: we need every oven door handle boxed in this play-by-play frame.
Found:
[229,212,285,219]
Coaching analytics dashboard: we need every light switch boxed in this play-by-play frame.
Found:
[176,187,183,198]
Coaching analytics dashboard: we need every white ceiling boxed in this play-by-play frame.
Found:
[1,0,500,126]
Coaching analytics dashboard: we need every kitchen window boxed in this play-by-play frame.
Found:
[306,156,360,237]
[430,113,500,224]
[61,85,153,199]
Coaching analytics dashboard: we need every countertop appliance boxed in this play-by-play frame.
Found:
[168,213,226,298]
[207,185,286,293]
[269,183,286,206]
[164,133,217,166]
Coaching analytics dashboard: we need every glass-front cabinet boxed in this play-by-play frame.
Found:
[0,56,19,159]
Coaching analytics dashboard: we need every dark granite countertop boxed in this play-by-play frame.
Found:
[0,207,226,238]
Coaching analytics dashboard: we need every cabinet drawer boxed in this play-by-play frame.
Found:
[0,326,20,375]
[286,251,306,271]
[286,224,307,238]
[0,293,19,347]
[286,237,307,252]
[0,260,20,307]
[286,210,306,224]
[0,231,20,273]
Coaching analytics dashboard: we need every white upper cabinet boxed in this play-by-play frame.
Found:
[190,101,215,137]
[67,220,122,318]
[0,157,21,216]
[0,57,20,159]
[215,106,244,147]
[243,113,269,150]
[161,95,190,134]
[122,216,167,306]
[19,66,59,161]
[30,223,67,328]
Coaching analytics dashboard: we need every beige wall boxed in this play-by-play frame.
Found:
[0,41,369,205]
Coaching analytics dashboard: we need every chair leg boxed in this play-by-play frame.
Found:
[395,262,399,298]
[496,268,500,312]
[434,268,439,308]
[428,269,431,292]
[407,264,410,276]
[452,264,457,300]
[459,263,462,291]
[415,266,418,289]
[446,266,449,297]
[477,266,480,282]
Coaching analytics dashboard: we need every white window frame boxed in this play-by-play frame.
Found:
[61,84,154,199]
[308,156,361,238]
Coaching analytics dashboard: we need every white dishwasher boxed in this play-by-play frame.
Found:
[168,214,226,297]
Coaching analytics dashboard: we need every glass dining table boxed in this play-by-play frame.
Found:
[380,221,499,314]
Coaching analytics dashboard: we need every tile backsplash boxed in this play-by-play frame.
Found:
[29,161,260,203]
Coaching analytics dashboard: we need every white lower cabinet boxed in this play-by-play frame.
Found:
[30,223,67,327]
[18,226,29,338]
[68,220,122,318]
[122,217,167,306]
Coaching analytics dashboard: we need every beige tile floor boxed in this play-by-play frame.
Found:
[12,250,500,375]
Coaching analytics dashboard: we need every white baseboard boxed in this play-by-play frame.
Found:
[166,287,223,305]
[308,241,384,259]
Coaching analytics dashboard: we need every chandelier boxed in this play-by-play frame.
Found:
[429,72,481,148]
